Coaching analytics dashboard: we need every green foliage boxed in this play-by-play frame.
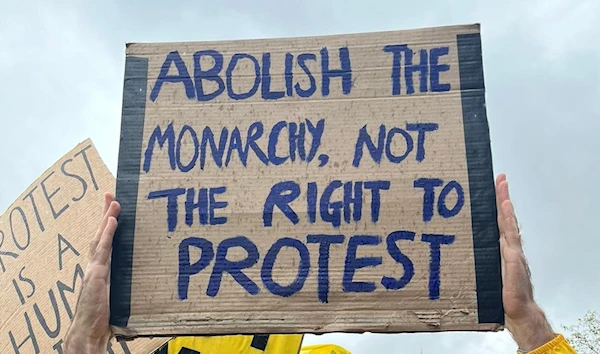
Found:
[563,310,599,354]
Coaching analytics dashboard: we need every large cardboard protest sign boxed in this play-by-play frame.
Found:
[0,140,168,353]
[110,23,503,337]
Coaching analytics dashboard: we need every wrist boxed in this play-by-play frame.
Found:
[64,319,108,354]
[508,304,556,351]
[64,334,105,354]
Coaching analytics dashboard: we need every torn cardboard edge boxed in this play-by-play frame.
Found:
[113,324,504,342]
[123,23,481,49]
[0,139,97,215]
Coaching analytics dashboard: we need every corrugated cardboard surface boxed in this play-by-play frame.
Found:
[111,24,502,337]
[0,140,168,353]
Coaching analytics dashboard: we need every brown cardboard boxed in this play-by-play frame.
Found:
[0,140,168,353]
[111,24,503,338]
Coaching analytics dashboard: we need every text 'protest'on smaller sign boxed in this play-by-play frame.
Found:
[110,24,502,338]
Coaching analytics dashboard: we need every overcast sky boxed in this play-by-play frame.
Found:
[1,0,598,353]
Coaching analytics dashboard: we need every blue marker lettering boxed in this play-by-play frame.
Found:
[321,47,352,96]
[320,180,343,227]
[207,236,260,297]
[353,124,386,167]
[429,47,451,92]
[414,178,443,222]
[404,49,428,94]
[383,44,408,96]
[385,127,413,164]
[193,50,225,101]
[295,53,317,98]
[247,121,269,165]
[307,182,318,224]
[226,54,260,100]
[209,187,228,225]
[343,181,363,223]
[261,238,310,297]
[406,123,438,162]
[267,121,289,165]
[261,53,285,100]
[200,127,228,169]
[305,119,325,163]
[150,51,195,102]
[343,235,382,293]
[437,181,464,218]
[285,53,294,96]
[381,231,415,290]
[364,181,391,223]
[148,188,185,232]
[185,188,209,227]
[307,234,345,303]
[263,181,300,227]
[225,127,248,167]
[383,44,429,95]
[178,237,214,300]
[288,122,301,162]
[143,124,175,173]
[421,234,455,300]
[176,125,199,172]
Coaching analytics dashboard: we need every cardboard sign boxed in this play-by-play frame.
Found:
[0,140,168,353]
[153,335,303,354]
[110,23,503,337]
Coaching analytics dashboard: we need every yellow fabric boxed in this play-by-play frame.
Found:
[165,334,303,354]
[523,334,577,354]
[161,333,575,354]
[300,344,351,354]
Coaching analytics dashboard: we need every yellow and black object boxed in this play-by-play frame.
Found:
[300,344,351,354]
[154,334,304,354]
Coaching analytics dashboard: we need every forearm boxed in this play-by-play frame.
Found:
[64,340,104,354]
[508,304,556,351]
[64,336,106,354]
[64,320,109,354]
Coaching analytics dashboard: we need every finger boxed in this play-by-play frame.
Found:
[495,174,506,214]
[497,178,522,248]
[498,176,512,201]
[89,194,113,257]
[94,216,118,265]
[501,199,522,248]
[499,236,507,277]
[104,200,121,220]
[498,178,518,231]
[100,201,121,238]
[90,200,120,258]
[496,177,508,237]
[495,173,506,186]
[103,193,114,215]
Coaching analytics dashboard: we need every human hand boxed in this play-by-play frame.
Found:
[496,174,555,351]
[64,193,120,354]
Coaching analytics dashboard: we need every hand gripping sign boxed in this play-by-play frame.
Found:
[0,140,168,354]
